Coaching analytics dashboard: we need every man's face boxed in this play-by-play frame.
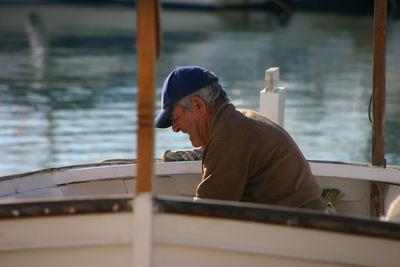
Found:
[170,104,204,148]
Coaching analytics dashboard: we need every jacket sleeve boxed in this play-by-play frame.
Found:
[195,140,249,201]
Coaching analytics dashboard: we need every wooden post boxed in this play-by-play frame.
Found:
[370,0,387,217]
[134,1,160,266]
[136,0,159,194]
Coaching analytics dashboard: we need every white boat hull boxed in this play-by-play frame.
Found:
[1,195,400,267]
[1,160,400,267]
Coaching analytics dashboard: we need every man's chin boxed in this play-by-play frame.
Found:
[190,141,199,148]
[189,138,201,148]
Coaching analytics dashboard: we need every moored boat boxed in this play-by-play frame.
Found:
[1,0,399,266]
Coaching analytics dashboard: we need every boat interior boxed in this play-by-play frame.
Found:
[1,159,399,220]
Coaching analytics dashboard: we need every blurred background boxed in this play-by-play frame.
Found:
[0,0,399,176]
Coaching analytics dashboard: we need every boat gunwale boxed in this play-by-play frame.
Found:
[155,195,400,241]
[1,194,399,242]
[1,159,399,181]
[0,195,133,220]
[1,160,399,199]
[0,160,139,182]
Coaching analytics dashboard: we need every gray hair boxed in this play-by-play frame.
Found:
[177,82,230,110]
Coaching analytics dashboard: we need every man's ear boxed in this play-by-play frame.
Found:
[191,95,207,114]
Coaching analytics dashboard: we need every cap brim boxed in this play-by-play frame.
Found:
[155,105,173,128]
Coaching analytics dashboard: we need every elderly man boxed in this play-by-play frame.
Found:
[156,66,327,210]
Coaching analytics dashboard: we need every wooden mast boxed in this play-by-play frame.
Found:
[136,0,160,194]
[133,2,161,266]
[370,0,387,217]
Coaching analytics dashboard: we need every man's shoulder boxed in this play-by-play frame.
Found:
[237,108,277,127]
[238,108,260,118]
[214,105,282,141]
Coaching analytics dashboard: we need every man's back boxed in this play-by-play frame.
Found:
[198,103,327,210]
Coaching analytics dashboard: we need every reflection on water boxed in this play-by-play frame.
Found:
[0,4,399,176]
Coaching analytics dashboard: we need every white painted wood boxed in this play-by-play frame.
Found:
[155,161,200,176]
[3,161,399,201]
[316,175,370,215]
[133,193,154,267]
[1,208,398,267]
[1,245,132,267]
[154,245,352,267]
[0,160,399,224]
[386,185,400,213]
[260,67,286,126]
[124,173,200,197]
[310,162,400,183]
[12,185,64,199]
[2,161,398,199]
[0,165,134,198]
[154,213,400,267]
[1,161,399,218]
[0,213,132,251]
[0,172,57,197]
[0,161,200,198]
[385,195,400,222]
[60,180,128,196]
[0,210,134,267]
[265,67,279,91]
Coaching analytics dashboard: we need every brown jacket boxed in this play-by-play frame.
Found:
[196,103,327,210]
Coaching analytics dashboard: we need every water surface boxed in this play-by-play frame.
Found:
[0,4,399,176]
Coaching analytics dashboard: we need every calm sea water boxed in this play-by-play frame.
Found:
[0,4,399,176]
